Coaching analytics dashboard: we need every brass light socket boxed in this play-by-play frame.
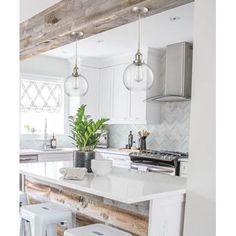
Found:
[133,50,144,65]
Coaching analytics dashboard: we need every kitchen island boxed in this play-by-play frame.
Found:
[20,161,186,236]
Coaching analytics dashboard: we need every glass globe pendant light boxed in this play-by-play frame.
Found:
[64,31,88,97]
[123,7,154,91]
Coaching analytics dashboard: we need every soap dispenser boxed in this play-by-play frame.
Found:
[128,131,133,149]
[50,133,57,149]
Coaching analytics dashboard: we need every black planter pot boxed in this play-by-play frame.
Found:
[73,151,95,172]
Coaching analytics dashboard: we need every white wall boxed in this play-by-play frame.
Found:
[183,0,215,235]
[20,55,70,78]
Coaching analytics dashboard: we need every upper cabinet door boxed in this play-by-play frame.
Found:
[112,64,130,123]
[80,67,100,119]
[99,67,114,120]
[130,90,146,123]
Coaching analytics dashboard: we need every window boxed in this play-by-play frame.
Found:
[20,74,66,135]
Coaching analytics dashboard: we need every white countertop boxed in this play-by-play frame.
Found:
[20,148,77,155]
[20,148,132,156]
[95,148,134,155]
[20,161,186,204]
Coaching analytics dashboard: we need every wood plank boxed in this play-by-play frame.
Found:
[20,0,193,60]
[25,178,149,236]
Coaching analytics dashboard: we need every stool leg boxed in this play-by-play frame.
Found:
[46,223,57,236]
[20,218,24,236]
[25,221,31,236]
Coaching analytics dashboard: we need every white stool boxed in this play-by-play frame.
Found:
[19,191,31,236]
[20,202,73,236]
[64,224,132,236]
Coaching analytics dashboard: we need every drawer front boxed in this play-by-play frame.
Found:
[180,161,188,176]
[20,154,38,163]
[107,158,131,169]
[96,152,131,168]
[38,152,73,162]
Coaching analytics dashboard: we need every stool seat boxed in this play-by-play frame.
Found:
[64,224,131,236]
[21,202,72,224]
[20,202,73,236]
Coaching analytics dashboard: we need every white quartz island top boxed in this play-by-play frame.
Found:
[20,148,132,156]
[20,160,186,204]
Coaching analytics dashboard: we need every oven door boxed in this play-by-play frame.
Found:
[130,162,176,175]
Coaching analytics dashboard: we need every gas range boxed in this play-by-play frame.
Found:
[129,150,188,176]
[130,150,188,161]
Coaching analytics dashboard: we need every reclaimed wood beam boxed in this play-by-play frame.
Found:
[25,179,149,236]
[20,0,193,60]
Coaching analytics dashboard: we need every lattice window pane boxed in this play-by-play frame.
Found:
[21,79,63,113]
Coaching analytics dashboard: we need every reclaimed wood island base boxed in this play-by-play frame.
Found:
[20,161,186,236]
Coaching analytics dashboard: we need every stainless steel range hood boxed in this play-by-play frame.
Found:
[146,42,193,102]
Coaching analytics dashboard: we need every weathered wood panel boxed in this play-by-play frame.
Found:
[25,178,149,236]
[20,0,193,60]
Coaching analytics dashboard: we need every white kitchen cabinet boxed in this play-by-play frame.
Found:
[96,152,131,169]
[112,64,130,123]
[179,161,188,177]
[72,48,162,124]
[112,63,152,124]
[100,49,162,124]
[99,63,158,124]
[38,152,73,162]
[99,67,113,120]
[130,90,146,123]
[105,154,131,169]
[80,66,100,119]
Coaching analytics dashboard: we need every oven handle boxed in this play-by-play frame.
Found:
[131,163,175,174]
[148,167,174,173]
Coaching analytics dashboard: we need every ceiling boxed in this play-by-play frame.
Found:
[20,0,61,22]
[43,2,193,59]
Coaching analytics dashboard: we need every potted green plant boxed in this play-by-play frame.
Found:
[69,105,109,172]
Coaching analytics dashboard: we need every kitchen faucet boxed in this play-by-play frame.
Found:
[42,118,50,150]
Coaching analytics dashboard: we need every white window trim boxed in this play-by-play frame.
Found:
[20,73,69,136]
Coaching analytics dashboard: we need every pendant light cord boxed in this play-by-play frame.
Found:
[138,13,141,52]
[75,35,78,66]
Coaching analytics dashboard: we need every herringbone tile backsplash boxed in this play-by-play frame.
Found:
[21,102,190,152]
[109,102,191,152]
